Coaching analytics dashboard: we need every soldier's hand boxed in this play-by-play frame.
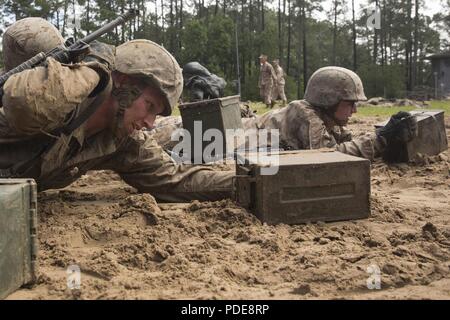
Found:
[84,40,115,70]
[376,111,418,146]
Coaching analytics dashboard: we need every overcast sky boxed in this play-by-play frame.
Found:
[298,0,443,20]
[1,1,444,27]
[1,1,447,43]
[140,0,445,19]
[342,0,441,16]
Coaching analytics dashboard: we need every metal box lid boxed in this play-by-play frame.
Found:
[375,110,448,162]
[179,95,241,110]
[235,150,371,225]
[237,149,367,166]
[0,179,38,299]
[179,95,243,131]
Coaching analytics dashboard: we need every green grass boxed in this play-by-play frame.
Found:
[354,106,417,117]
[427,100,450,112]
[246,102,274,115]
[355,100,450,118]
[172,107,181,116]
[171,100,450,118]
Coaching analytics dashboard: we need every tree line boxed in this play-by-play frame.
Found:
[0,0,447,100]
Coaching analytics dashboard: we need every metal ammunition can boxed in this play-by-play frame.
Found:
[375,110,448,162]
[235,150,371,225]
[0,179,38,299]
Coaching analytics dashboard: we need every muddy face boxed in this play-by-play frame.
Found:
[122,86,165,134]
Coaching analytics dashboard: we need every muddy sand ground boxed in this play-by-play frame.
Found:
[7,114,450,300]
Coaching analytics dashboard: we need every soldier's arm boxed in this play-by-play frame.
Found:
[281,68,287,83]
[2,58,100,136]
[307,117,383,161]
[334,134,385,161]
[103,130,234,202]
[270,65,277,81]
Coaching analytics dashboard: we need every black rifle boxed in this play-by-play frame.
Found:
[0,9,139,99]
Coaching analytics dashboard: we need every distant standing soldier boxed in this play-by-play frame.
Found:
[258,54,277,108]
[272,59,287,107]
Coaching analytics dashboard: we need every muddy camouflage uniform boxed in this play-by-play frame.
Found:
[271,60,287,105]
[258,61,276,106]
[241,100,384,161]
[244,67,384,161]
[0,22,233,202]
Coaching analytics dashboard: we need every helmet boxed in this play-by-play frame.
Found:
[114,39,183,116]
[304,66,367,109]
[2,17,64,71]
[183,61,211,78]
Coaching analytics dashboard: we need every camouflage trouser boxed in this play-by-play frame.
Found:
[272,84,287,102]
[260,84,273,105]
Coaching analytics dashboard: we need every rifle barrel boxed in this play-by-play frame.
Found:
[76,9,139,46]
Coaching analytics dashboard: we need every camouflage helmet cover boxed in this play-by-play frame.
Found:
[114,39,183,116]
[2,17,65,71]
[304,66,367,109]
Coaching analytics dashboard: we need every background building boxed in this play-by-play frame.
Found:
[426,52,450,98]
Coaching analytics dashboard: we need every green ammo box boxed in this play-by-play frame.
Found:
[375,110,448,162]
[0,179,38,299]
[235,150,371,225]
[179,95,243,163]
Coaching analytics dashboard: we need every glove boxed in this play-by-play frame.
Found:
[338,126,353,143]
[376,111,418,146]
[83,40,115,70]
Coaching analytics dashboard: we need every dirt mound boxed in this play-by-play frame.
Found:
[361,97,429,108]
[6,117,450,300]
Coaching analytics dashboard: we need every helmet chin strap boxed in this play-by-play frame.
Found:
[333,118,349,127]
[111,84,142,138]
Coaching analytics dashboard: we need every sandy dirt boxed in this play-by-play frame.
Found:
[6,114,450,300]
